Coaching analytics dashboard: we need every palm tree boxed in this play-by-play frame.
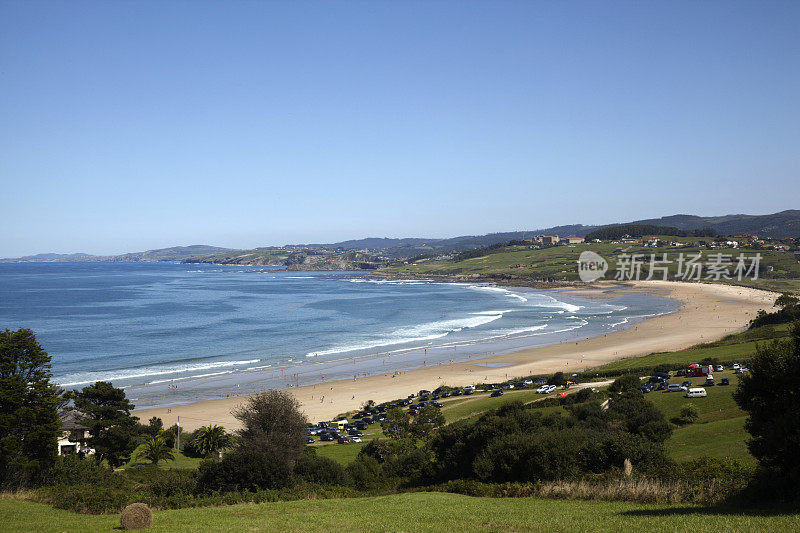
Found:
[192,424,231,458]
[137,435,175,465]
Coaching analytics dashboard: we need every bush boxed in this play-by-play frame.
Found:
[294,452,349,485]
[673,404,699,425]
[36,483,132,514]
[345,455,383,490]
[609,374,641,393]
[124,466,197,497]
[43,455,123,488]
[196,449,293,493]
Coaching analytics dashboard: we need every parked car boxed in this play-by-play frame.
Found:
[705,376,715,386]
[685,387,707,398]
[640,384,652,393]
[732,363,741,371]
[490,390,503,397]
[720,378,730,386]
[666,383,686,392]
[523,379,534,386]
[337,437,350,444]
[681,380,692,388]
[307,437,315,443]
[555,392,567,398]
[714,365,724,372]
[348,429,363,437]
[464,388,474,395]
[351,437,362,443]
[451,389,463,396]
[430,401,443,408]
[441,391,451,398]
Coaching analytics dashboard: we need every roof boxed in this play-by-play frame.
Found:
[60,410,89,430]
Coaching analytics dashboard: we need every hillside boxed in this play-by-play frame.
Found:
[1,245,233,263]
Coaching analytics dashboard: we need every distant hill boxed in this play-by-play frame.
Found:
[4,210,797,263]
[1,245,233,263]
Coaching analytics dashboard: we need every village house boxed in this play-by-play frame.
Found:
[57,411,94,456]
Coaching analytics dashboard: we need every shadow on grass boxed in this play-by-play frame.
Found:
[619,502,800,518]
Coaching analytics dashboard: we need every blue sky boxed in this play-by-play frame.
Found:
[1,1,798,256]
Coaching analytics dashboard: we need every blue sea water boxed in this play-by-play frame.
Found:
[0,262,678,408]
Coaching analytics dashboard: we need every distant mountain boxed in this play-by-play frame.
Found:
[623,210,800,238]
[114,245,234,262]
[1,245,233,263]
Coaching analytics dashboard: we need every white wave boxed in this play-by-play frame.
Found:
[531,294,583,313]
[609,312,667,328]
[471,309,514,315]
[57,358,261,387]
[466,285,528,302]
[304,313,504,358]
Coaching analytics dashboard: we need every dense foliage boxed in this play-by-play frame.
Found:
[584,225,715,241]
[453,240,528,262]
[232,390,308,466]
[734,321,800,501]
[70,381,139,468]
[0,329,62,488]
[429,396,671,484]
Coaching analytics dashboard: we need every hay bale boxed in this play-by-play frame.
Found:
[623,458,633,477]
[120,503,152,530]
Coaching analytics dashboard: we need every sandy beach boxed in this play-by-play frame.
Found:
[135,281,776,431]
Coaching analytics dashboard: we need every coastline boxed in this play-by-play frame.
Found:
[134,280,776,431]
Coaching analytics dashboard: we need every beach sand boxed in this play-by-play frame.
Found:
[135,281,776,431]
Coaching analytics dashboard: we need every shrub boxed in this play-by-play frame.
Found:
[125,466,197,497]
[36,483,132,514]
[43,455,123,488]
[609,374,641,393]
[673,404,699,425]
[120,502,152,530]
[294,452,349,485]
[345,455,383,490]
[196,449,293,493]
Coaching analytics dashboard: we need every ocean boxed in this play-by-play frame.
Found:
[0,262,678,408]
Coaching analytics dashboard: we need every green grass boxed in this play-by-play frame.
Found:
[667,416,753,466]
[314,441,366,465]
[592,342,761,374]
[3,492,799,532]
[441,389,565,422]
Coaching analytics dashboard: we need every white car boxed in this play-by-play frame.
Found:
[536,385,549,393]
[350,437,362,443]
[523,379,533,386]
[714,365,724,372]
[685,387,707,398]
[732,363,741,370]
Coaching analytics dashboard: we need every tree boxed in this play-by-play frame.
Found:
[136,435,174,465]
[774,293,799,309]
[71,381,139,468]
[734,322,800,495]
[232,390,307,466]
[609,374,641,393]
[411,406,445,439]
[0,329,62,487]
[190,425,231,458]
[547,372,567,386]
[381,407,412,439]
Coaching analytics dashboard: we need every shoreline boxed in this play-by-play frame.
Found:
[134,280,776,431]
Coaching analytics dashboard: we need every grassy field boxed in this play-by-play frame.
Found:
[3,492,799,532]
[314,441,367,465]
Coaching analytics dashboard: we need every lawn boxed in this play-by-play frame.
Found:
[3,492,799,532]
[314,441,366,465]
[592,341,762,374]
[440,388,562,422]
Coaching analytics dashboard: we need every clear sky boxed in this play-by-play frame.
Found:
[1,1,798,256]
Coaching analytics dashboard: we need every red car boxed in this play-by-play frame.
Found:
[556,392,568,398]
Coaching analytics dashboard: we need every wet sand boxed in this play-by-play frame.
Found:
[135,281,775,431]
